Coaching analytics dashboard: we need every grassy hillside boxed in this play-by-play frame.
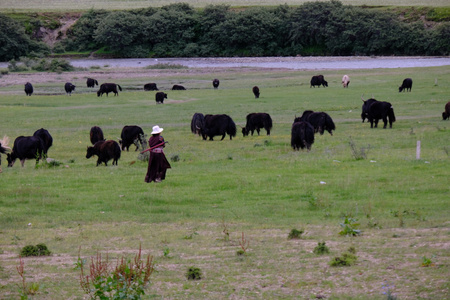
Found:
[0,65,448,299]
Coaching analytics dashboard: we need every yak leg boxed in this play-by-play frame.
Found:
[382,116,388,129]
[220,133,226,141]
[256,128,260,135]
[22,159,26,167]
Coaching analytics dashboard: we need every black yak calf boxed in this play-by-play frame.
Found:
[144,83,158,91]
[399,78,412,92]
[443,101,450,120]
[310,75,328,88]
[191,113,205,136]
[24,82,33,96]
[65,82,76,96]
[295,110,335,135]
[7,136,44,167]
[213,79,220,89]
[291,121,315,151]
[86,78,98,88]
[97,83,122,97]
[86,140,121,166]
[155,92,167,104]
[242,113,272,136]
[361,96,396,128]
[119,125,144,151]
[90,126,105,145]
[201,114,236,141]
[252,86,260,98]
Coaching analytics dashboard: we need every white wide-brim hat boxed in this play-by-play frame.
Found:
[151,125,164,134]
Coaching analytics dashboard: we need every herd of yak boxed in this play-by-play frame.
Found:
[1,75,449,170]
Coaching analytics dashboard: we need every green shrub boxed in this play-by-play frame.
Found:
[287,228,304,240]
[20,244,51,257]
[186,267,202,280]
[313,242,330,255]
[330,252,357,267]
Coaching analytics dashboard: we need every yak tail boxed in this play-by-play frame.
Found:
[95,79,98,86]
[266,115,273,130]
[117,84,122,91]
[227,120,237,137]
[389,106,396,122]
[325,114,336,131]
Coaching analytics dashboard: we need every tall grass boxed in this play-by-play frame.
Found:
[0,66,448,299]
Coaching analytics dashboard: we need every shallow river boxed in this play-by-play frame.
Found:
[66,56,450,70]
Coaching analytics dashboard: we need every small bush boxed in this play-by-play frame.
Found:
[330,252,357,267]
[339,217,361,236]
[287,228,304,240]
[0,68,8,75]
[20,244,51,257]
[186,267,202,280]
[313,242,330,255]
[170,154,180,162]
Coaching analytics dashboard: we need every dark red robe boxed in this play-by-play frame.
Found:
[144,135,171,183]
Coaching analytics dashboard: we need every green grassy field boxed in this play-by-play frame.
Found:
[0,65,449,299]
[1,0,449,12]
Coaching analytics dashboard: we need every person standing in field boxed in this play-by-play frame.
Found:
[144,125,171,183]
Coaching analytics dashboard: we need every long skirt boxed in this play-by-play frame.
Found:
[145,152,171,183]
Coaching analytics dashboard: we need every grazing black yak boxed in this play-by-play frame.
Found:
[90,126,105,145]
[191,113,205,136]
[295,110,335,136]
[144,83,158,91]
[172,84,186,90]
[361,95,396,128]
[201,114,237,141]
[7,136,44,167]
[24,82,33,96]
[97,83,122,97]
[291,121,315,151]
[252,86,260,98]
[213,79,220,89]
[155,92,167,104]
[86,140,121,166]
[399,78,412,92]
[119,125,145,151]
[86,78,98,88]
[242,113,272,136]
[64,82,76,96]
[310,75,328,88]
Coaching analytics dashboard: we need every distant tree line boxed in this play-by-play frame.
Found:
[1,1,449,61]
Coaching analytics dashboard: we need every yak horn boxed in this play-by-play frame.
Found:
[361,94,366,102]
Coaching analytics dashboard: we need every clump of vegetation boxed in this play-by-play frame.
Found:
[330,247,358,267]
[80,246,154,299]
[20,243,51,257]
[421,256,435,267]
[287,228,304,240]
[313,242,330,255]
[17,257,40,298]
[170,154,180,162]
[339,217,361,236]
[348,137,370,160]
[237,232,249,256]
[186,267,202,280]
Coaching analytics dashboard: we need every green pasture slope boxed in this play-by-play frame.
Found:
[1,0,449,12]
[0,66,449,299]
